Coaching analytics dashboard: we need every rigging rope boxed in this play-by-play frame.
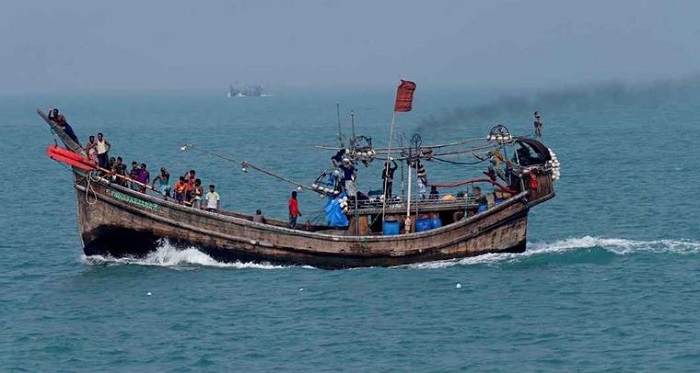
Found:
[430,156,489,166]
[181,144,320,194]
[431,178,517,194]
[85,172,99,205]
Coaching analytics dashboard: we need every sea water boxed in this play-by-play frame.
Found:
[1,83,700,371]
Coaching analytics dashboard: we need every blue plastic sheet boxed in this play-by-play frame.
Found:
[325,195,349,227]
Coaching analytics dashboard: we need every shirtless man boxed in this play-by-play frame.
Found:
[534,111,543,137]
[48,108,81,145]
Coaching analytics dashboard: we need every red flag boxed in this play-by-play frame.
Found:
[394,79,416,112]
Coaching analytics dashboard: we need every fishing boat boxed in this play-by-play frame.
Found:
[228,83,264,97]
[38,84,559,269]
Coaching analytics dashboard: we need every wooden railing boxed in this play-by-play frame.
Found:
[527,171,555,205]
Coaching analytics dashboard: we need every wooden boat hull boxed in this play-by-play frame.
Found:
[74,176,538,268]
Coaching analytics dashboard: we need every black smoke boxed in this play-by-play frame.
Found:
[414,76,700,134]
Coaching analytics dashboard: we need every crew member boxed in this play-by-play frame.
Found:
[381,158,398,199]
[339,158,357,198]
[534,111,543,137]
[48,108,81,145]
[288,191,302,228]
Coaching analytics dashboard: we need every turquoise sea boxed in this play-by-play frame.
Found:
[2,82,700,371]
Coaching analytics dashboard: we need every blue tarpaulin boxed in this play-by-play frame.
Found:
[325,195,349,227]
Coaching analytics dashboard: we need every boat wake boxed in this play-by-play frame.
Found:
[81,236,700,270]
[82,242,292,270]
[407,236,700,269]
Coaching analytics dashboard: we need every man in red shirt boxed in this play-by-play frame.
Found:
[288,191,302,229]
[183,169,196,205]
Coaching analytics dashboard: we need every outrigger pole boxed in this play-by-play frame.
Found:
[182,144,314,193]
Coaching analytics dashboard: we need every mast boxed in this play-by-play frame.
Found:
[350,110,358,232]
[399,135,405,197]
[336,102,343,148]
[350,110,356,140]
[406,150,412,220]
[381,111,397,223]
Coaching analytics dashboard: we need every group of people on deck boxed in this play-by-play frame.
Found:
[48,107,308,229]
[148,168,221,212]
[48,107,223,212]
[329,148,440,203]
[94,146,221,211]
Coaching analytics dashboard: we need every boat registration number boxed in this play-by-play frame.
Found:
[107,190,159,212]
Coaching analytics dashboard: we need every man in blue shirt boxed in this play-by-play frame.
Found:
[339,158,357,197]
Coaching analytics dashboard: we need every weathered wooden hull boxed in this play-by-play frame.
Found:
[73,176,544,268]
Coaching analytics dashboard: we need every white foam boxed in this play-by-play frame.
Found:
[82,241,295,270]
[528,236,700,255]
[81,236,700,270]
[406,236,700,269]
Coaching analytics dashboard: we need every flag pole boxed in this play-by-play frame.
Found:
[381,110,397,224]
[382,79,415,233]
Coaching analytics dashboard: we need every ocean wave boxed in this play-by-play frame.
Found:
[407,236,700,269]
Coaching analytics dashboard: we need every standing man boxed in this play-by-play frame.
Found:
[173,177,188,204]
[152,167,171,199]
[85,135,98,164]
[415,160,428,200]
[136,163,150,193]
[339,158,357,198]
[288,191,302,229]
[381,157,398,199]
[192,179,204,208]
[95,132,111,169]
[129,161,141,190]
[184,170,196,205]
[114,157,128,186]
[205,184,220,212]
[534,111,543,138]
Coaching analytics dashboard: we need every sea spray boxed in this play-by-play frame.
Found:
[81,240,292,269]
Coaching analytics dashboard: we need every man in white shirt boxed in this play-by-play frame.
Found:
[95,132,111,169]
[205,184,220,212]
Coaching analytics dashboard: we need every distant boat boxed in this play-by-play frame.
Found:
[228,83,265,97]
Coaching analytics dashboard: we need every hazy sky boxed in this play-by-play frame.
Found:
[1,0,698,93]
